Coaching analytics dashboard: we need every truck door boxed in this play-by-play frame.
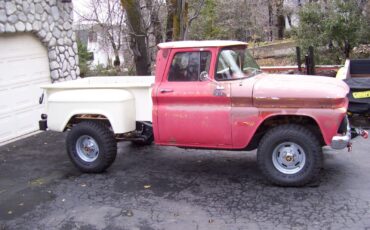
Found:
[155,49,232,148]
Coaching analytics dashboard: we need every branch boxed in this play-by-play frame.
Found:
[188,0,205,26]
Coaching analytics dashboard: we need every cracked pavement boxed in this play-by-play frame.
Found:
[1,131,370,229]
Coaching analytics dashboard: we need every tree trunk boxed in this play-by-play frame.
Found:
[178,0,188,40]
[277,15,285,39]
[111,40,121,68]
[166,0,176,41]
[268,1,273,41]
[172,0,181,40]
[166,0,188,41]
[275,0,285,40]
[287,14,292,28]
[113,51,120,68]
[146,0,163,45]
[344,40,351,59]
[120,0,150,75]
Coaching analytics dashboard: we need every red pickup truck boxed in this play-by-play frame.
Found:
[40,41,366,186]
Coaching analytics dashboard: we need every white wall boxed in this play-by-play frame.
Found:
[86,32,124,68]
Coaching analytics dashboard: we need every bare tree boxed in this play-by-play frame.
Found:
[144,0,164,45]
[166,0,205,41]
[266,0,285,40]
[184,0,205,39]
[78,0,125,68]
[165,0,176,41]
[141,0,166,66]
[120,0,151,75]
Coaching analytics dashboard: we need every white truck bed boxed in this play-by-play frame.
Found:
[42,76,155,134]
[43,76,155,89]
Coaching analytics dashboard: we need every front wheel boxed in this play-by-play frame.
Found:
[66,121,117,173]
[257,124,322,186]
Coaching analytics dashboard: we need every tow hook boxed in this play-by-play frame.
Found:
[347,129,368,152]
[353,128,369,139]
[361,130,369,139]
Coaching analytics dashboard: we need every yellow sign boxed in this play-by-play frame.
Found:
[353,91,370,99]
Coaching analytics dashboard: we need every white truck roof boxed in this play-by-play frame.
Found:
[157,40,248,49]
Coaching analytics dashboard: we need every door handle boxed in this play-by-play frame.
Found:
[160,88,174,93]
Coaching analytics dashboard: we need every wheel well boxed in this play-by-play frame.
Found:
[246,115,325,150]
[64,114,112,131]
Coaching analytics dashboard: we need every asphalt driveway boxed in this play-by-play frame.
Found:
[1,131,370,229]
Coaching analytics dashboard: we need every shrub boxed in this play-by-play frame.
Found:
[77,40,92,77]
[294,0,369,64]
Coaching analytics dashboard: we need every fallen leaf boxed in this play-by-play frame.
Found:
[144,185,151,189]
[29,178,44,186]
[121,210,134,217]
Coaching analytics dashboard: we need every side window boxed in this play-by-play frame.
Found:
[216,50,239,80]
[168,51,211,82]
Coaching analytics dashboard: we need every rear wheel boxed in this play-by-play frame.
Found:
[66,121,117,173]
[257,124,322,186]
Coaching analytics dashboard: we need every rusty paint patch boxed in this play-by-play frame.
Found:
[168,137,177,144]
[231,97,252,107]
[237,121,255,127]
[254,97,345,109]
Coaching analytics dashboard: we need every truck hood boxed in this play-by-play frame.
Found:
[252,73,350,108]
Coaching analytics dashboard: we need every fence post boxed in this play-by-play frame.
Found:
[305,54,310,75]
[296,47,302,72]
[308,46,315,75]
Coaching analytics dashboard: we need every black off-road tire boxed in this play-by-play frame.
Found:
[257,124,323,187]
[66,121,117,173]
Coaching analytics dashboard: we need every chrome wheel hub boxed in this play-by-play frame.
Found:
[272,142,306,174]
[76,135,99,162]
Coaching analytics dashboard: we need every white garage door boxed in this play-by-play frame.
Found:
[0,33,51,144]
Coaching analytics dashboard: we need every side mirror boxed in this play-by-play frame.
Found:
[200,71,210,81]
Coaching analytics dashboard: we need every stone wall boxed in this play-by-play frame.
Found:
[0,0,79,82]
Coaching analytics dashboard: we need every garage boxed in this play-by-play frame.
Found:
[0,33,51,144]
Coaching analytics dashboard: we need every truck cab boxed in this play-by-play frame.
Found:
[152,41,258,148]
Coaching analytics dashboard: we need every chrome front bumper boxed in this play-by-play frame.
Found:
[331,119,351,150]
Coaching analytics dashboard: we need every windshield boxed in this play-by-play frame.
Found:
[215,46,261,81]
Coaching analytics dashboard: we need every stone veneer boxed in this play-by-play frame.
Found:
[0,0,79,82]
